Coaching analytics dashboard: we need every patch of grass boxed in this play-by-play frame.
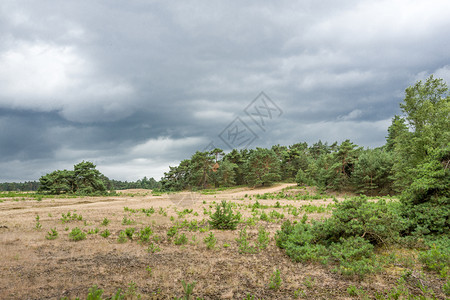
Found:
[347,285,366,297]
[177,208,193,218]
[87,228,99,234]
[293,288,306,298]
[303,276,316,289]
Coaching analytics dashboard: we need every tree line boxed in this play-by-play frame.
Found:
[0,166,160,193]
[0,181,40,192]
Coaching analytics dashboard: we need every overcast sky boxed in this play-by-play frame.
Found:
[1,1,450,182]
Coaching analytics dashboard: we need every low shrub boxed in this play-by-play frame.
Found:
[204,232,217,250]
[419,237,450,277]
[276,196,403,277]
[69,227,86,241]
[209,200,241,230]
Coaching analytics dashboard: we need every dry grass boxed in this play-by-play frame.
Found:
[0,184,445,299]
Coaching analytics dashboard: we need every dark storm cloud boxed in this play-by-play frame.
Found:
[1,1,450,181]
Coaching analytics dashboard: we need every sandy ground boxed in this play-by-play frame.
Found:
[0,184,445,299]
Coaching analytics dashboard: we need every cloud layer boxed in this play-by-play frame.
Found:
[1,1,450,181]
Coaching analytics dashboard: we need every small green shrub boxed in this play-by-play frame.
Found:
[147,242,161,253]
[204,232,217,250]
[86,285,103,300]
[122,216,135,225]
[419,237,449,277]
[125,227,135,239]
[269,269,282,290]
[443,280,450,296]
[209,200,241,230]
[69,227,86,241]
[45,228,58,240]
[117,230,128,243]
[100,229,111,238]
[293,288,306,298]
[347,285,366,297]
[61,211,83,223]
[303,276,316,289]
[276,197,404,277]
[101,217,110,226]
[146,266,152,276]
[269,210,284,220]
[330,237,380,277]
[175,280,196,300]
[138,226,153,243]
[256,226,270,250]
[87,228,99,234]
[35,215,42,230]
[174,233,188,245]
[236,226,257,254]
[167,226,178,238]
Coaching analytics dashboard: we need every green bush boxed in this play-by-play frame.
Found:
[45,228,58,240]
[209,200,241,230]
[276,197,403,277]
[236,226,257,254]
[314,196,403,246]
[69,227,86,241]
[174,233,188,245]
[100,229,111,238]
[101,217,110,226]
[167,226,178,238]
[203,232,217,250]
[117,231,128,243]
[256,226,270,250]
[269,269,282,290]
[329,237,380,276]
[138,226,153,243]
[419,237,450,277]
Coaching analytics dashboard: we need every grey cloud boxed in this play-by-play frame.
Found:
[0,1,449,181]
